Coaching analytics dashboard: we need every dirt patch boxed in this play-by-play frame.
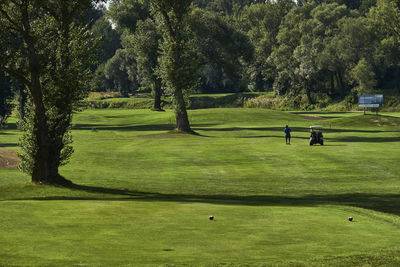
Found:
[299,115,328,120]
[0,148,19,168]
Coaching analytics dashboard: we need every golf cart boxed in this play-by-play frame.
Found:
[309,125,324,146]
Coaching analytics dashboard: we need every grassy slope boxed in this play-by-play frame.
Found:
[1,108,400,266]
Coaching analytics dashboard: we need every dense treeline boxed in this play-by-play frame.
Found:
[4,0,397,113]
[88,0,399,110]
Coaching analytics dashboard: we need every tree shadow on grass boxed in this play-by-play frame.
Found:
[19,182,400,217]
[239,135,310,140]
[0,143,18,148]
[71,123,399,139]
[0,123,18,130]
[328,136,400,143]
[194,126,400,143]
[291,111,352,115]
[0,132,14,135]
[72,123,219,132]
[72,123,174,132]
[194,126,399,134]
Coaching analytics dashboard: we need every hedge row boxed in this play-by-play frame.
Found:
[83,93,262,110]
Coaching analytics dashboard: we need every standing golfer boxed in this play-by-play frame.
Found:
[284,125,291,144]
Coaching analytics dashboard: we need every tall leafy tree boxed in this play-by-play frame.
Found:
[366,0,400,91]
[270,2,370,107]
[189,8,253,93]
[270,1,316,100]
[333,15,375,103]
[107,0,162,106]
[0,70,13,126]
[151,0,200,132]
[297,2,350,100]
[350,57,377,94]
[128,19,163,110]
[0,0,98,184]
[104,47,138,97]
[91,16,122,65]
[239,0,294,91]
[107,0,150,33]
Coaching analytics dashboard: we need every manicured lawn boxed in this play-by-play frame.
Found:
[1,108,400,266]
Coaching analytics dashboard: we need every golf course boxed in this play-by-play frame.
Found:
[1,108,400,266]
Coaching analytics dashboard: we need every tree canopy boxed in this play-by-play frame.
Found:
[0,0,98,184]
[91,0,400,109]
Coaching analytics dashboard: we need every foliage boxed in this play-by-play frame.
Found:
[0,0,98,183]
[106,0,150,33]
[84,92,263,110]
[104,48,138,97]
[189,8,253,93]
[239,0,294,92]
[155,4,200,96]
[91,16,122,64]
[151,0,201,131]
[128,18,164,110]
[366,0,400,90]
[350,57,377,94]
[129,19,161,91]
[0,70,14,127]
[90,0,400,109]
[243,94,282,109]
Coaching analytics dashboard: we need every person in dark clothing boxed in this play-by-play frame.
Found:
[284,125,291,144]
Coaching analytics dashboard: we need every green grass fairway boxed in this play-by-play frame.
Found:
[1,108,400,266]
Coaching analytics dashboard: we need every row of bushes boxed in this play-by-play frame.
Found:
[83,93,262,110]
[83,91,400,111]
[244,93,400,112]
[188,93,263,109]
[84,98,164,109]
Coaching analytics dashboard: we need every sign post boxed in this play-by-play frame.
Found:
[358,95,383,115]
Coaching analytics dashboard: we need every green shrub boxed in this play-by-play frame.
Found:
[244,95,282,109]
[108,100,126,109]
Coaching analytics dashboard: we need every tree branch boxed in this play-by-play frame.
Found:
[0,5,24,33]
[150,0,176,38]
[1,66,31,86]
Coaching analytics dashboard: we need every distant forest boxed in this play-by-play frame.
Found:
[89,0,399,102]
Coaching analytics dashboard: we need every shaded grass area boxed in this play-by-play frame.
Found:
[1,109,400,266]
[2,182,400,218]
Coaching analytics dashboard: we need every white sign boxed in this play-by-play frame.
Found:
[359,104,380,108]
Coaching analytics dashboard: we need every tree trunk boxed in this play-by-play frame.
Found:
[153,79,162,111]
[157,1,192,132]
[336,70,345,97]
[174,88,191,132]
[304,81,314,105]
[21,6,52,183]
[28,60,57,184]
[30,100,51,183]
[330,72,335,96]
[16,84,27,127]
